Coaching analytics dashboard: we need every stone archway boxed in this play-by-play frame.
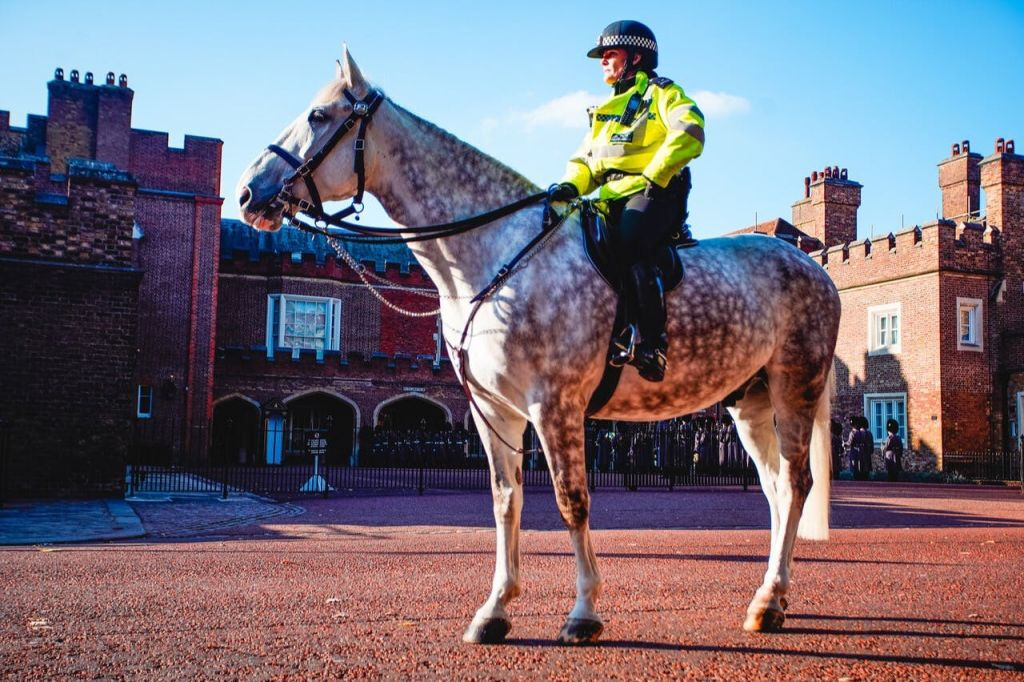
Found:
[212,396,261,464]
[283,391,357,465]
[374,394,451,430]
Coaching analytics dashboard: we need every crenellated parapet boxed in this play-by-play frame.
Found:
[807,218,1001,291]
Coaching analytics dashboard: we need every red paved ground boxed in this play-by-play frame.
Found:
[2,484,1023,679]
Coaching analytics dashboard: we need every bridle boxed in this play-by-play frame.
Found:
[266,87,385,226]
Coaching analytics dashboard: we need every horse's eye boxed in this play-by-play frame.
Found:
[308,109,330,124]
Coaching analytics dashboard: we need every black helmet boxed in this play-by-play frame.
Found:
[586,20,658,70]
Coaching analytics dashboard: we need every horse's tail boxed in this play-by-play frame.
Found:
[797,365,833,541]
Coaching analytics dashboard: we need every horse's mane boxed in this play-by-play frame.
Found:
[387,96,540,195]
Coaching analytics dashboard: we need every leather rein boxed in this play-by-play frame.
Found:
[263,86,573,456]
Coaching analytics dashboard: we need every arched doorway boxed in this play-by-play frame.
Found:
[212,396,260,464]
[283,391,357,465]
[375,395,450,430]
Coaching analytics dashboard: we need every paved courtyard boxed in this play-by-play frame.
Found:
[1,483,1023,679]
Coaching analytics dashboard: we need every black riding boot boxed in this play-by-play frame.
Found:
[630,263,668,382]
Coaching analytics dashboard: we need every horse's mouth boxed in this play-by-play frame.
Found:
[243,201,286,232]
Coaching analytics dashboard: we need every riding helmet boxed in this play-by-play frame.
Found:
[586,20,658,70]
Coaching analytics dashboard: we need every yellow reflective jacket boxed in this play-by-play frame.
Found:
[560,70,705,200]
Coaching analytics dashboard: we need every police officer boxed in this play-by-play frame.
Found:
[549,20,705,382]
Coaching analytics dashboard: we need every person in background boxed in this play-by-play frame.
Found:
[857,417,875,480]
[830,419,844,480]
[883,418,903,482]
[845,415,861,478]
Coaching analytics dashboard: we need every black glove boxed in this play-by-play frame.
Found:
[547,183,578,202]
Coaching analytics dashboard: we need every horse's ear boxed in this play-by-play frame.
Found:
[339,43,367,89]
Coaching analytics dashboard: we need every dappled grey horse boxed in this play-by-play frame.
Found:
[237,47,840,644]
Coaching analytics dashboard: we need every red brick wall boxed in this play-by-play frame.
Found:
[938,151,981,220]
[0,246,140,496]
[0,159,135,265]
[129,132,221,196]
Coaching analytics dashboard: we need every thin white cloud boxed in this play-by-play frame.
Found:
[690,90,751,117]
[484,88,751,137]
[512,90,603,131]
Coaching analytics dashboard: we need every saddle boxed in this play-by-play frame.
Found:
[581,198,697,415]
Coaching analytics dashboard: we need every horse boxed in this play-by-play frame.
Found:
[237,47,841,645]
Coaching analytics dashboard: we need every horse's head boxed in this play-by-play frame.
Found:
[237,46,376,232]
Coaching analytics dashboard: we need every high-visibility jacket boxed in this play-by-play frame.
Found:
[561,70,705,200]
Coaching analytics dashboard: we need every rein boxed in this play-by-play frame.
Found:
[262,84,575,457]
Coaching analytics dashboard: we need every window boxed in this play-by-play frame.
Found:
[957,297,983,351]
[868,304,901,355]
[864,393,906,444]
[137,385,153,419]
[266,294,341,353]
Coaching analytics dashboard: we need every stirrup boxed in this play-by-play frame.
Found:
[609,324,638,367]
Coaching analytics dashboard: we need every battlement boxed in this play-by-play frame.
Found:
[0,154,136,266]
[807,217,1001,290]
[129,129,222,196]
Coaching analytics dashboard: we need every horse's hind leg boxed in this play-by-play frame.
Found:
[529,402,603,644]
[462,400,527,644]
[726,379,787,630]
[739,364,830,633]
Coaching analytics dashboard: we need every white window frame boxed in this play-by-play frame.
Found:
[266,294,341,355]
[137,385,153,419]
[863,392,907,445]
[867,303,902,355]
[956,297,983,352]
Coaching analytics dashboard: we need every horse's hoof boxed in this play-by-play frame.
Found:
[462,617,511,644]
[557,618,604,644]
[743,607,786,633]
[779,597,789,611]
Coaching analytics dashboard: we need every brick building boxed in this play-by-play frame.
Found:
[3,70,1019,496]
[734,142,1024,469]
[213,221,466,466]
[0,68,222,494]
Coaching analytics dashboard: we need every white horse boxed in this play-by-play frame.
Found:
[237,48,840,644]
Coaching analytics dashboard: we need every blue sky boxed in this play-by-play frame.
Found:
[2,1,1022,238]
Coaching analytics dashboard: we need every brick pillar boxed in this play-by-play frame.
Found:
[938,140,981,220]
[981,139,1024,324]
[95,75,133,170]
[46,73,97,174]
[791,167,861,247]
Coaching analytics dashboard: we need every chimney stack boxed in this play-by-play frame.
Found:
[791,166,862,247]
[938,139,982,220]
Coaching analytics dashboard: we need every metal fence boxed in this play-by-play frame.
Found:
[943,450,1023,483]
[126,418,756,498]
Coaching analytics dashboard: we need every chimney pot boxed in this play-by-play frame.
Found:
[832,165,840,178]
[811,171,818,182]
[962,139,970,153]
[824,167,832,179]
[804,176,811,198]
[84,72,94,85]
[1008,140,1016,154]
[106,71,115,85]
[952,143,960,156]
[118,74,128,88]
[54,67,64,80]
[840,168,848,179]
[70,69,80,83]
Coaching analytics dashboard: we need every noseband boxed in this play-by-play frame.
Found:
[266,87,385,225]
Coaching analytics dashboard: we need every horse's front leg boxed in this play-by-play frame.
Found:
[530,403,603,644]
[462,399,527,645]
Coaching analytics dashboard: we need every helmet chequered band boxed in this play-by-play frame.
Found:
[597,34,657,52]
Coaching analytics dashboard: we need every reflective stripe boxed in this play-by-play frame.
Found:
[595,113,619,122]
[678,123,705,145]
[592,145,628,159]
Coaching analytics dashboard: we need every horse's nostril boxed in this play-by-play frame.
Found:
[238,186,252,208]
